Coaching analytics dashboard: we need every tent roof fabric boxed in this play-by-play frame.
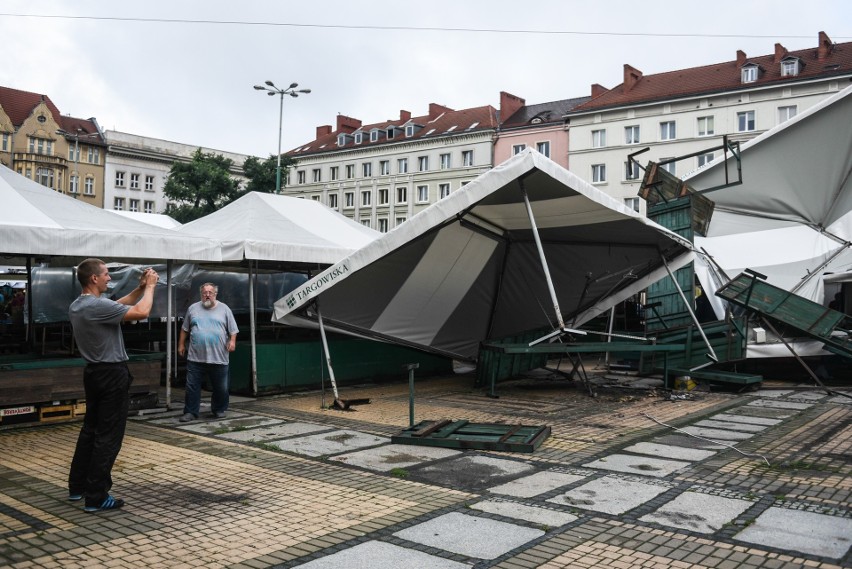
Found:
[177,192,380,263]
[273,149,693,361]
[112,211,182,229]
[0,165,221,261]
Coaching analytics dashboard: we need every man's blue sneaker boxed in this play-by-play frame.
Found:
[68,494,83,501]
[84,495,125,513]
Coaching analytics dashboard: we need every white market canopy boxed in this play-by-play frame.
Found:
[686,84,852,317]
[177,191,380,264]
[273,149,694,361]
[112,210,182,229]
[0,165,221,262]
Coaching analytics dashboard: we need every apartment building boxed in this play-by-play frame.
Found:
[566,31,852,213]
[0,86,107,207]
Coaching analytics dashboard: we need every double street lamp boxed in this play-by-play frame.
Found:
[253,80,311,194]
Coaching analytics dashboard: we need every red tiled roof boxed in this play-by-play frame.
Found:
[573,34,852,113]
[287,104,498,157]
[0,86,63,127]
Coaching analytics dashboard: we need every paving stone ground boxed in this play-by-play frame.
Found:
[0,372,849,568]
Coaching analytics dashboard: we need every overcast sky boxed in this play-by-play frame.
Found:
[3,1,851,159]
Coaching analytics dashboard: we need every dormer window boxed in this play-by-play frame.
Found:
[370,129,380,142]
[741,64,759,84]
[336,134,347,146]
[386,127,395,139]
[781,57,802,77]
[354,132,363,144]
[405,124,414,137]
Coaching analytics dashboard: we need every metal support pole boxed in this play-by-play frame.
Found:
[275,92,284,194]
[660,255,718,362]
[315,305,340,402]
[165,260,173,409]
[406,363,419,427]
[249,261,258,396]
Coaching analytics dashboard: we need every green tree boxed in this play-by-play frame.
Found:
[242,154,296,194]
[163,149,242,223]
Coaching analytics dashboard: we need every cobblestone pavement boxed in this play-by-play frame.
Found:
[0,372,850,568]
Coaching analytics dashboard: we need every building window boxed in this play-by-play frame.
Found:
[697,116,714,137]
[361,219,372,228]
[312,169,321,182]
[337,134,346,146]
[659,121,676,141]
[344,192,354,208]
[70,175,79,194]
[396,186,407,204]
[592,164,606,183]
[378,189,389,205]
[130,173,140,190]
[370,130,379,142]
[737,111,756,132]
[297,170,306,184]
[345,164,355,179]
[311,195,321,201]
[418,156,429,171]
[439,183,451,198]
[661,159,675,175]
[625,126,640,144]
[624,197,640,212]
[592,129,606,148]
[330,166,339,181]
[625,161,640,181]
[88,147,100,165]
[145,175,154,191]
[84,178,94,195]
[387,127,396,139]
[395,217,406,227]
[781,59,799,77]
[417,185,429,202]
[129,199,139,212]
[328,194,338,209]
[512,144,526,155]
[698,153,714,168]
[115,171,126,188]
[462,150,474,166]
[114,197,125,211]
[144,200,154,214]
[362,162,372,177]
[405,124,415,137]
[36,167,54,188]
[354,132,363,144]
[741,66,758,83]
[361,190,371,207]
[397,158,408,174]
[378,218,389,233]
[778,105,797,123]
[1,133,8,151]
[536,141,550,158]
[68,145,79,161]
[440,153,451,169]
[380,160,390,175]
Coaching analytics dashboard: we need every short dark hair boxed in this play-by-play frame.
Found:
[76,258,106,287]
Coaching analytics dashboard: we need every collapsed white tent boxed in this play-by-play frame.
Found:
[685,84,852,320]
[177,191,379,264]
[0,164,221,262]
[273,149,694,362]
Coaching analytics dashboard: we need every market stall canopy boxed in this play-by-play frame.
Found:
[112,211,182,229]
[272,149,694,361]
[177,192,380,265]
[0,165,221,262]
[686,84,852,316]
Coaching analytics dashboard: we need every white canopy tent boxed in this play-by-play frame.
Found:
[112,211,183,229]
[273,149,694,362]
[683,85,852,358]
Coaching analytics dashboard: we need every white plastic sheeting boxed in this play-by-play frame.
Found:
[273,150,694,361]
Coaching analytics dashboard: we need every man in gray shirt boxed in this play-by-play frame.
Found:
[68,259,159,513]
[177,282,238,422]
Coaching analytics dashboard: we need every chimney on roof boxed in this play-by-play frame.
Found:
[428,103,453,118]
[316,125,332,138]
[400,110,411,122]
[623,64,643,92]
[336,114,361,133]
[774,43,788,63]
[499,92,525,122]
[818,31,834,61]
[591,83,608,98]
[736,50,747,68]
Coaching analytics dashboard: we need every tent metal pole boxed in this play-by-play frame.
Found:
[165,260,173,410]
[660,254,718,362]
[249,260,258,397]
[315,304,341,402]
[519,179,565,329]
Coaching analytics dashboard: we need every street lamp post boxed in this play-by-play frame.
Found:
[56,128,98,199]
[253,81,311,194]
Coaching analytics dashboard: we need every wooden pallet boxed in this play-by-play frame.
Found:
[392,419,551,453]
[39,404,74,423]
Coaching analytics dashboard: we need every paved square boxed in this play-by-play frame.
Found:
[394,512,544,559]
[548,476,671,514]
[787,391,827,401]
[711,413,782,426]
[583,453,692,477]
[693,419,768,433]
[639,491,752,534]
[267,429,388,456]
[736,507,852,560]
[471,498,578,527]
[678,426,754,441]
[488,470,587,498]
[330,444,460,471]
[750,390,793,398]
[176,415,283,434]
[292,540,469,569]
[652,434,727,450]
[149,411,248,426]
[747,399,813,410]
[412,455,536,492]
[621,442,716,461]
[216,421,330,442]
